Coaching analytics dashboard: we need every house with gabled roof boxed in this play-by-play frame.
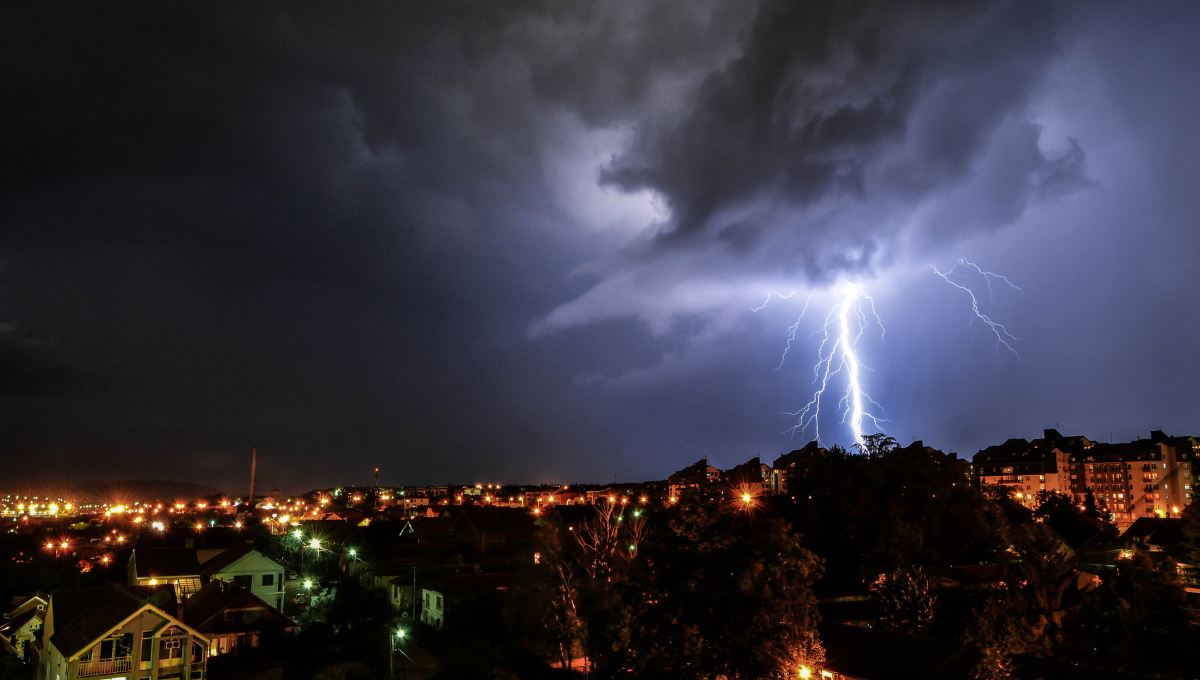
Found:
[128,548,204,600]
[181,580,295,669]
[38,584,209,680]
[199,545,285,612]
[1,592,47,662]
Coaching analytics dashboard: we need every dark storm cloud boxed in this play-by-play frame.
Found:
[1,0,1197,490]
[0,0,753,489]
[600,0,1086,278]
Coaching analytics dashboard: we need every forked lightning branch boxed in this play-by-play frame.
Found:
[756,259,1021,448]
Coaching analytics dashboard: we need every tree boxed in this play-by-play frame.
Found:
[964,588,1033,680]
[874,565,939,635]
[1068,551,1199,674]
[1182,502,1200,587]
[964,521,1085,675]
[855,433,898,459]
[1004,522,1083,656]
[785,442,1008,590]
[585,499,824,680]
[508,525,586,671]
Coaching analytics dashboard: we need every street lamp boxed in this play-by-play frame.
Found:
[303,579,313,589]
[390,629,407,676]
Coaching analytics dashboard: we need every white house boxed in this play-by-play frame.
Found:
[1,592,47,662]
[199,544,286,611]
[38,584,209,680]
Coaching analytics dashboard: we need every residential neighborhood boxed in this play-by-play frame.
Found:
[0,430,1197,679]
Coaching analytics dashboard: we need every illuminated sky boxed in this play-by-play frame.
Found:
[3,1,1200,492]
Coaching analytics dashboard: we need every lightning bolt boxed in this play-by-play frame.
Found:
[756,282,885,447]
[931,259,1022,358]
[757,259,1019,447]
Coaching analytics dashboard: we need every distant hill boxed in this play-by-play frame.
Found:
[69,479,225,503]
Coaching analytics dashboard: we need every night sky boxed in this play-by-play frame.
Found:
[4,1,1200,494]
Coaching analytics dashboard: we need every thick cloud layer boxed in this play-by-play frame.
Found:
[2,1,1199,492]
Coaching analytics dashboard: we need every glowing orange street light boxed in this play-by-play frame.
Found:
[741,493,753,505]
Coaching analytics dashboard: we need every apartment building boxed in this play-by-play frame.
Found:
[973,429,1194,527]
[972,429,1092,507]
[1069,431,1194,525]
[667,460,721,500]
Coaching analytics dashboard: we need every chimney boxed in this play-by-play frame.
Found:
[249,447,258,508]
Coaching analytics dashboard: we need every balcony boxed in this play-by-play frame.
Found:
[77,656,132,677]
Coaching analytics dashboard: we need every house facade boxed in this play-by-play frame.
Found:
[1,592,47,662]
[1070,434,1195,525]
[973,429,1089,508]
[199,545,285,612]
[182,581,295,660]
[39,585,209,680]
[667,460,721,500]
[973,429,1195,528]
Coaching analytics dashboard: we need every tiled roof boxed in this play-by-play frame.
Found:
[132,547,201,579]
[1121,517,1183,544]
[198,543,256,577]
[49,587,146,659]
[0,608,39,640]
[183,581,295,631]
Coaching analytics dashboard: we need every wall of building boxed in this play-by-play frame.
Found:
[210,553,285,612]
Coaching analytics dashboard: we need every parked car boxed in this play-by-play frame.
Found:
[287,570,298,580]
